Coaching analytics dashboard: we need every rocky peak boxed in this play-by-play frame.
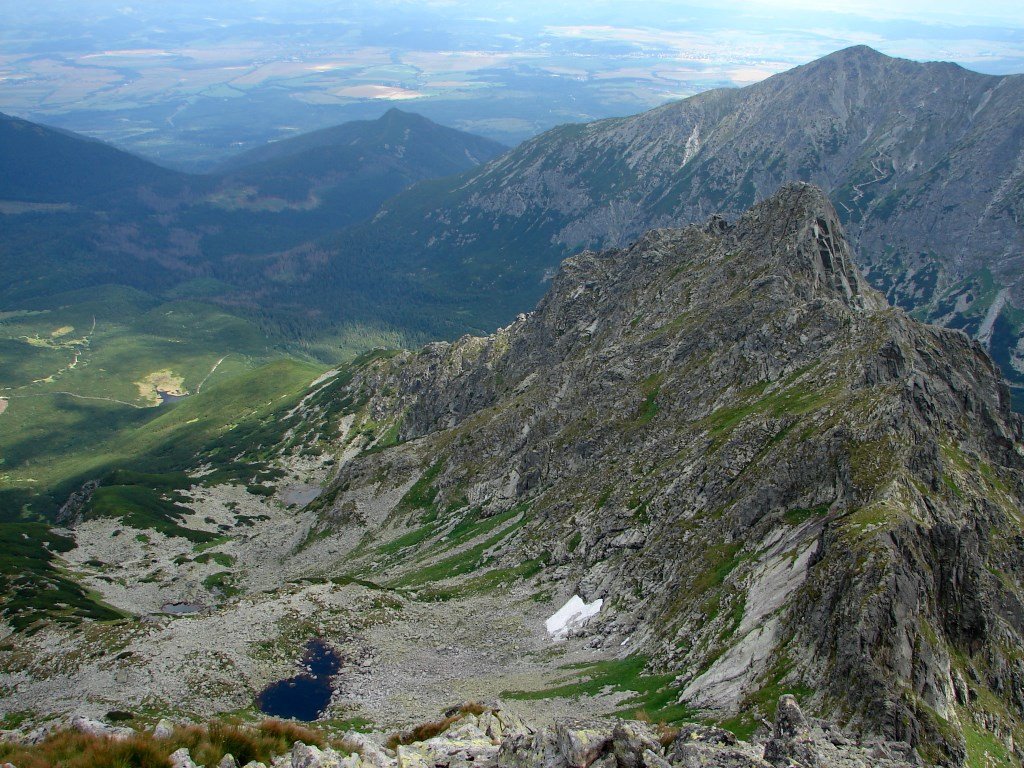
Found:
[728,182,886,311]
[318,184,1024,765]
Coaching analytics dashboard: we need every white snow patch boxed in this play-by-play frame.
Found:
[682,123,701,166]
[546,595,603,639]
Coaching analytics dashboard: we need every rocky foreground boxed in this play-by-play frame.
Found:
[1,697,921,768]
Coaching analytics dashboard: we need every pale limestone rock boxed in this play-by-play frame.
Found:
[70,716,134,741]
[170,747,203,768]
[153,718,175,739]
[554,719,612,768]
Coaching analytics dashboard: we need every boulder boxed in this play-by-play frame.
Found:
[70,716,134,741]
[397,728,499,768]
[610,721,662,768]
[497,730,564,768]
[170,747,203,768]
[291,742,344,768]
[342,732,393,768]
[554,719,613,768]
[153,718,175,739]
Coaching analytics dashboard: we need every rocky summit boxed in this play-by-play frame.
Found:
[3,183,1024,767]
[305,183,1024,763]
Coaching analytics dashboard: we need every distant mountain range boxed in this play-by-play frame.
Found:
[0,111,180,204]
[285,46,1024,387]
[205,108,506,232]
[2,46,1023,390]
[0,108,505,318]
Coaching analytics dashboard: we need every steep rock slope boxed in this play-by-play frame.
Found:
[306,184,1024,765]
[309,46,1024,381]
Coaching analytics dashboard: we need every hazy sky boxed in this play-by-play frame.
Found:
[1,0,1020,166]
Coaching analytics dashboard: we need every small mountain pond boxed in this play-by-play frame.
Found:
[256,639,342,721]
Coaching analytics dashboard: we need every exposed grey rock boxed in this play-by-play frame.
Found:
[170,747,203,768]
[316,183,1024,764]
[342,732,392,768]
[611,721,662,768]
[762,697,919,768]
[69,716,134,741]
[772,695,808,741]
[153,718,175,739]
[291,742,339,768]
[475,709,919,768]
[554,719,613,768]
[397,729,497,768]
[219,754,240,768]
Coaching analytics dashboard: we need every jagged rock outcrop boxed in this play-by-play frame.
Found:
[310,183,1024,765]
[104,700,919,768]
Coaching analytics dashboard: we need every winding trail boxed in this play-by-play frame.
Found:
[2,315,98,392]
[4,391,146,408]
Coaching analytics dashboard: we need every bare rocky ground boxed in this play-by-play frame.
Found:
[0,450,619,733]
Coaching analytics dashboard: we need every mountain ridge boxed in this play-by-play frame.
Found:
[3,184,1024,767]
[214,107,506,174]
[283,45,1024,384]
[289,183,1024,763]
[0,110,186,204]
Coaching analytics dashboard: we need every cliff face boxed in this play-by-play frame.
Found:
[312,184,1024,764]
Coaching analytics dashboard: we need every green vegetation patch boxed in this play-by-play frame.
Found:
[397,459,445,516]
[848,435,901,494]
[85,479,216,544]
[202,571,240,598]
[195,552,236,568]
[633,373,664,427]
[783,504,829,525]
[393,525,515,587]
[0,523,125,631]
[691,542,745,595]
[702,377,833,449]
[961,712,1016,768]
[504,655,693,723]
[435,503,531,552]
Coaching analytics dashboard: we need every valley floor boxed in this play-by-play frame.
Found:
[0,451,623,733]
